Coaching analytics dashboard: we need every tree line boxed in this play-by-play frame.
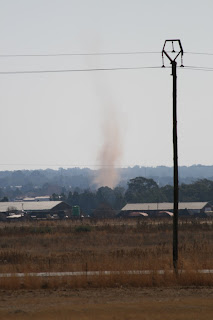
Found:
[1,165,213,190]
[50,177,213,216]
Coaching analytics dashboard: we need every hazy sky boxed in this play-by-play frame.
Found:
[0,0,213,171]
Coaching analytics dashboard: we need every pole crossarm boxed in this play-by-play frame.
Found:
[162,39,184,67]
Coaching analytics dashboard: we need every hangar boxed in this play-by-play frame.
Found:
[120,202,212,217]
[0,201,71,220]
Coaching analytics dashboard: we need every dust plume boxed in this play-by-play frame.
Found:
[94,78,123,189]
[95,102,123,188]
[86,41,124,189]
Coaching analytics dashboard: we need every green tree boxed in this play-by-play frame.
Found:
[60,192,67,201]
[0,196,8,202]
[50,193,59,201]
[96,187,115,207]
[113,186,126,209]
[161,185,173,202]
[79,190,97,215]
[125,176,165,203]
[72,191,80,205]
[179,179,213,202]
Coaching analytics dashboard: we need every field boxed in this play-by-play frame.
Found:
[0,218,212,287]
[0,218,212,319]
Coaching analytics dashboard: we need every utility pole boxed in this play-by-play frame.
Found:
[162,40,184,272]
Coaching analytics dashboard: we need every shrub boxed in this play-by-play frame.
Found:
[75,225,92,233]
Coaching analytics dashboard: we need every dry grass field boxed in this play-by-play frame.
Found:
[0,218,212,289]
[0,218,213,319]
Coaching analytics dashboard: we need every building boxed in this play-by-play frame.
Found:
[120,202,212,217]
[16,196,50,202]
[0,201,71,220]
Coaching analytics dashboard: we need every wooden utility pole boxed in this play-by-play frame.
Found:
[162,40,184,272]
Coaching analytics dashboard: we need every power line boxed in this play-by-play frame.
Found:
[185,51,213,56]
[0,65,162,75]
[1,64,213,75]
[1,50,213,59]
[0,163,143,168]
[1,50,213,58]
[0,51,160,58]
[1,65,213,75]
[182,65,213,72]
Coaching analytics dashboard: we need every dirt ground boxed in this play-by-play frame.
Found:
[0,287,213,320]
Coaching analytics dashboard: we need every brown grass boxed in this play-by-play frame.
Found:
[0,218,212,289]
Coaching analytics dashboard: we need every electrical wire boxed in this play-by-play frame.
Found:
[0,65,162,75]
[0,163,140,168]
[1,50,213,58]
[1,65,213,74]
[181,65,213,72]
[185,51,213,56]
[0,51,160,58]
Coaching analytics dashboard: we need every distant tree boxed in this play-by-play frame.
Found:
[50,193,59,201]
[0,196,8,202]
[160,179,213,203]
[11,170,28,185]
[72,191,80,206]
[125,176,165,203]
[42,183,62,195]
[67,191,73,204]
[60,192,67,201]
[179,179,213,202]
[113,186,126,209]
[96,187,115,207]
[161,185,173,202]
[0,188,4,199]
[78,190,97,215]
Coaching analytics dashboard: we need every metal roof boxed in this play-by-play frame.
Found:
[159,211,174,217]
[21,196,50,201]
[0,201,63,213]
[22,197,35,201]
[128,212,148,217]
[121,202,209,211]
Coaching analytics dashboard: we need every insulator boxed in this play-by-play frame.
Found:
[172,41,175,53]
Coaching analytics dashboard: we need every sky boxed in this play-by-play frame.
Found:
[0,0,213,173]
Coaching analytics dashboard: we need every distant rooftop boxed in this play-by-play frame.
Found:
[16,196,50,202]
[0,201,63,213]
[121,202,210,211]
